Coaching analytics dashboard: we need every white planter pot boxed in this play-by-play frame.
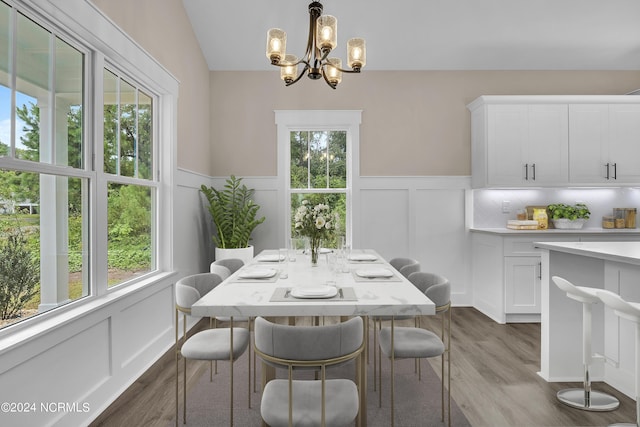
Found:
[551,218,587,229]
[215,245,254,265]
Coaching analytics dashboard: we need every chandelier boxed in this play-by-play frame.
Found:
[265,1,366,89]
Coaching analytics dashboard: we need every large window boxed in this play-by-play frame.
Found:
[276,110,361,248]
[0,2,160,329]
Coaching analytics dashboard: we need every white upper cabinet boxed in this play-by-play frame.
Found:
[570,104,640,184]
[469,95,640,188]
[471,100,568,187]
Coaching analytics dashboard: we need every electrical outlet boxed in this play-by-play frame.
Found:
[502,200,511,213]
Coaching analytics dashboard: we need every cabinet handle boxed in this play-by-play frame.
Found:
[538,262,542,280]
[613,162,617,180]
[524,163,529,180]
[605,163,610,180]
[532,163,536,181]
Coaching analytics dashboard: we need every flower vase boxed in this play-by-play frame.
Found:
[310,238,320,267]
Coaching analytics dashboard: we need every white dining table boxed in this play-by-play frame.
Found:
[191,248,436,426]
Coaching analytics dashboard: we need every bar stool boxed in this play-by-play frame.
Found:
[596,289,640,427]
[552,276,620,411]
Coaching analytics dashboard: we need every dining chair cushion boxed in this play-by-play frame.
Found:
[254,316,363,361]
[176,272,225,309]
[209,264,232,280]
[181,328,250,360]
[261,379,359,427]
[212,258,244,274]
[379,326,445,359]
[408,272,450,308]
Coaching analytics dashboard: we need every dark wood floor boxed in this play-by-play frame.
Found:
[90,307,636,426]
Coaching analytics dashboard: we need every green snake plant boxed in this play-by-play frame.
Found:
[200,176,265,249]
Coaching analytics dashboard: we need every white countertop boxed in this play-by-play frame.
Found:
[535,241,640,266]
[470,227,640,236]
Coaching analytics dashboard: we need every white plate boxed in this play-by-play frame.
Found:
[355,268,393,278]
[238,268,277,279]
[290,286,338,299]
[257,254,284,262]
[348,254,378,261]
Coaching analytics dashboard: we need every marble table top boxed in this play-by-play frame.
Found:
[192,249,436,318]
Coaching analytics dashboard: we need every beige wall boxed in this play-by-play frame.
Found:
[92,0,212,175]
[211,70,640,177]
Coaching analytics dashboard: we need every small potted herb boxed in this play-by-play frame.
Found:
[547,203,590,229]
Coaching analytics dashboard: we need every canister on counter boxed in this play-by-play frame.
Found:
[626,208,636,228]
[614,208,626,228]
[602,215,615,229]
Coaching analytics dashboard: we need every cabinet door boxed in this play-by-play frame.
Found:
[487,105,528,186]
[505,256,541,314]
[526,105,569,186]
[569,104,609,183]
[609,104,640,183]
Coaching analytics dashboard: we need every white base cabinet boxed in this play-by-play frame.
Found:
[471,232,640,324]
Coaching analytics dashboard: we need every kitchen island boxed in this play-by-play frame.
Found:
[536,241,640,399]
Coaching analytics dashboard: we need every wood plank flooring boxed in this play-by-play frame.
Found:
[90,307,636,426]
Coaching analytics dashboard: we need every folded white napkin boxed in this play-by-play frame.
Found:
[238,268,277,279]
[290,286,338,299]
[355,268,393,278]
[348,253,377,261]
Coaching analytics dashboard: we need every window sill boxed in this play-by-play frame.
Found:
[0,270,177,356]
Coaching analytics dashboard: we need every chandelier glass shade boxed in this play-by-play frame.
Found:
[266,1,366,89]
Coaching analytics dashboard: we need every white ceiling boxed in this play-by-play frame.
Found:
[182,0,640,72]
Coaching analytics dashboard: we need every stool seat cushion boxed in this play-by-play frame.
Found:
[597,290,640,323]
[552,276,600,304]
[379,326,445,359]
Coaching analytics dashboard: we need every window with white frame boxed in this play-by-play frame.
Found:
[276,110,361,248]
[0,1,161,329]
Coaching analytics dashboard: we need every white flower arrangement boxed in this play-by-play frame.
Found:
[294,200,339,263]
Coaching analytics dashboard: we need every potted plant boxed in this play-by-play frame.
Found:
[547,203,590,229]
[201,175,265,264]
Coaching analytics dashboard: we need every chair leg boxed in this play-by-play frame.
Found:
[390,316,395,427]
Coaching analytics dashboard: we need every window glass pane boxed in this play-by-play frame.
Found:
[55,37,83,169]
[290,131,309,189]
[309,131,327,188]
[328,131,346,188]
[138,90,152,180]
[0,169,89,329]
[0,2,10,157]
[290,192,346,248]
[15,13,49,163]
[119,79,136,177]
[103,69,118,174]
[107,182,154,287]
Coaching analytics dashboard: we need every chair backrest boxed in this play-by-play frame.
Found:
[552,276,599,304]
[209,264,231,280]
[596,289,640,323]
[254,316,363,365]
[212,258,244,274]
[408,271,450,308]
[175,272,225,311]
[389,257,420,278]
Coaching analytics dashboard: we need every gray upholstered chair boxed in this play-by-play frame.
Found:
[378,272,451,427]
[254,316,364,427]
[211,257,245,274]
[389,257,420,278]
[175,272,250,426]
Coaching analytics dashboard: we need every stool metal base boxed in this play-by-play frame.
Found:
[557,388,620,412]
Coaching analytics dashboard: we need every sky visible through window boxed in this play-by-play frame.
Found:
[0,85,31,150]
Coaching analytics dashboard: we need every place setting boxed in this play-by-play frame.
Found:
[351,266,401,282]
[232,266,280,283]
[270,285,357,302]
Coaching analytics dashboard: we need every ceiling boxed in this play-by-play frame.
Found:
[182,0,640,72]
